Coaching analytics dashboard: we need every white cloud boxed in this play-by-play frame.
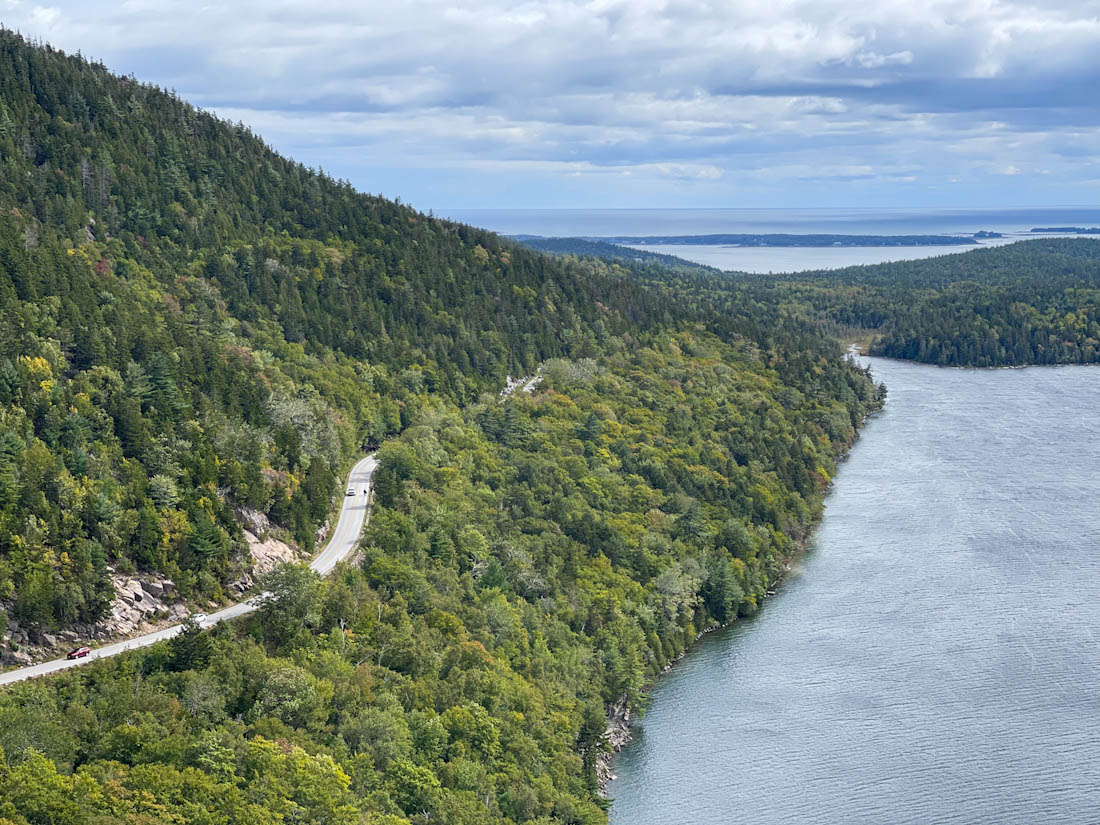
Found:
[3,0,1099,206]
[854,50,915,69]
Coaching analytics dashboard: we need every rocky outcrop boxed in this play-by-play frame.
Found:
[102,572,185,638]
[1,623,81,665]
[235,505,305,575]
[501,368,543,398]
[244,529,300,574]
[227,527,304,594]
[236,505,271,535]
[2,648,34,667]
[1,507,315,667]
[0,506,316,668]
[225,503,306,592]
[0,571,184,665]
[596,697,632,791]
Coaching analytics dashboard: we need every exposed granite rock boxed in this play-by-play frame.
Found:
[142,580,165,598]
[0,507,310,669]
[99,572,178,638]
[243,529,301,574]
[2,649,34,666]
[235,505,271,535]
[597,697,632,791]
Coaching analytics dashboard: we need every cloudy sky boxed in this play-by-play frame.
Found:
[4,0,1100,210]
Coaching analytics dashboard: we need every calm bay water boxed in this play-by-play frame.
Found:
[444,207,1100,272]
[608,358,1100,824]
[618,242,1019,273]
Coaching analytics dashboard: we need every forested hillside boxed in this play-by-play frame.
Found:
[0,331,880,825]
[515,237,716,273]
[609,240,1100,368]
[0,30,679,628]
[0,31,890,825]
[807,240,1100,365]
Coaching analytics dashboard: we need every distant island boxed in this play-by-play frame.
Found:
[570,233,997,247]
[1030,227,1100,234]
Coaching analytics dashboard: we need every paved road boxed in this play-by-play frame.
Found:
[0,454,378,686]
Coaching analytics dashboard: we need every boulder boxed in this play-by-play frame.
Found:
[100,571,178,638]
[142,580,165,598]
[119,578,144,604]
[236,506,271,535]
[3,649,34,666]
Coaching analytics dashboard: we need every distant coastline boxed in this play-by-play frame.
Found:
[517,232,1000,248]
[1031,227,1100,234]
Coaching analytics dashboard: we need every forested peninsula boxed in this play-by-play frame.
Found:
[749,240,1100,366]
[513,237,716,273]
[0,32,888,824]
[548,238,1100,367]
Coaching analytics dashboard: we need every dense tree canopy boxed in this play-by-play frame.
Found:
[0,30,890,825]
[0,29,684,625]
[579,239,1100,368]
[0,331,881,825]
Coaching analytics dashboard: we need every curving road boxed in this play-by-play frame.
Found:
[0,454,378,687]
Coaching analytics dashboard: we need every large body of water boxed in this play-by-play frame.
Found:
[608,357,1100,824]
[444,207,1100,272]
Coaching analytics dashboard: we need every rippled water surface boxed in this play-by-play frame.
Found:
[608,359,1100,824]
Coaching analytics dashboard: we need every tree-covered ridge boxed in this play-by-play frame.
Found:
[0,29,683,628]
[0,213,379,627]
[514,237,718,274]
[620,239,1100,368]
[782,239,1100,365]
[784,237,1100,288]
[0,331,882,825]
[368,332,881,707]
[0,30,674,391]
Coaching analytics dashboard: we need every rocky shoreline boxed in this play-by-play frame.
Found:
[597,391,884,796]
[596,614,741,793]
[595,558,817,793]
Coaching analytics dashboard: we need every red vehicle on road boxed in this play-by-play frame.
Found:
[66,646,91,659]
